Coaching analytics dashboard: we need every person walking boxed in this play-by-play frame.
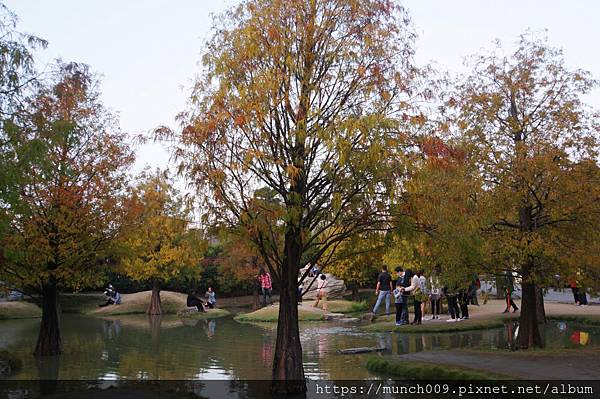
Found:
[503,271,519,313]
[569,273,588,306]
[372,265,393,316]
[258,268,273,307]
[312,274,329,311]
[570,278,581,306]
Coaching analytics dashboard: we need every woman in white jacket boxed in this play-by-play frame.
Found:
[402,270,426,325]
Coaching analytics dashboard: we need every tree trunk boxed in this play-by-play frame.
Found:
[34,281,61,356]
[351,284,360,301]
[271,282,305,394]
[518,280,544,349]
[252,287,260,311]
[271,233,305,394]
[536,286,546,324]
[495,274,506,299]
[147,280,163,315]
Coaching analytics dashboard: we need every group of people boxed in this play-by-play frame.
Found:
[569,276,589,306]
[186,287,217,312]
[372,265,481,326]
[99,284,121,307]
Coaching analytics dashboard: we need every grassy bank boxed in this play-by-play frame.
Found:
[235,305,325,322]
[90,291,188,316]
[321,300,368,314]
[547,314,600,326]
[234,300,366,323]
[0,301,41,320]
[178,308,230,319]
[361,317,507,333]
[366,357,511,380]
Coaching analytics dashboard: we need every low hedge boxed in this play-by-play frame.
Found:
[366,357,510,380]
[361,318,507,333]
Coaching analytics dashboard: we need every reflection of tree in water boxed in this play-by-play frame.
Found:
[0,315,270,380]
[147,314,163,357]
[36,355,59,394]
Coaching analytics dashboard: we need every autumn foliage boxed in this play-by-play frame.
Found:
[118,170,205,315]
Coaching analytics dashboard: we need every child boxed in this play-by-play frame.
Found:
[393,282,405,326]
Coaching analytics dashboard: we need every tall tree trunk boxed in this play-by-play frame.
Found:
[518,263,544,349]
[351,284,360,301]
[252,284,260,311]
[271,233,305,394]
[147,280,163,315]
[536,286,546,324]
[34,280,61,356]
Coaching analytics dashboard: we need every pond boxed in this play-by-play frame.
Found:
[0,314,598,397]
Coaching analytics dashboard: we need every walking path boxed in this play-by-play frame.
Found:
[431,298,600,321]
[388,299,600,380]
[398,349,600,380]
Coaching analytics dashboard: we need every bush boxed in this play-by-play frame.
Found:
[0,351,22,373]
[366,357,507,380]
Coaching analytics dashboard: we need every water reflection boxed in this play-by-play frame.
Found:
[0,315,597,382]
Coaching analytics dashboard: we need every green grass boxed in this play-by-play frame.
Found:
[234,306,325,322]
[234,300,366,322]
[361,318,505,333]
[0,301,41,319]
[178,308,230,319]
[324,300,368,314]
[547,314,600,326]
[366,357,512,380]
[93,302,182,316]
[348,300,369,313]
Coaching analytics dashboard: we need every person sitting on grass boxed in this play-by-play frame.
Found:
[187,290,206,312]
[205,287,216,309]
[99,284,121,307]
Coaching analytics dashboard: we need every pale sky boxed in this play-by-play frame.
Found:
[5,0,600,176]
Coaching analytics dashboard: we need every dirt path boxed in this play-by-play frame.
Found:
[397,349,600,380]
[413,298,600,322]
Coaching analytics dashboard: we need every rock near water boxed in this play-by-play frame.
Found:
[299,265,346,299]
